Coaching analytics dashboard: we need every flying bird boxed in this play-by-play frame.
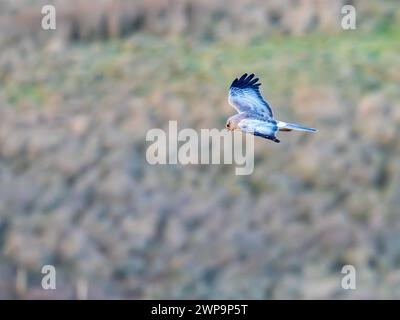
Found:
[226,73,317,143]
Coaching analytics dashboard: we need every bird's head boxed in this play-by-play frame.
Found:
[226,117,240,131]
[226,120,235,131]
[226,120,232,131]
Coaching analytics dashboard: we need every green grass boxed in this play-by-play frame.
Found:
[6,82,48,106]
[2,28,399,109]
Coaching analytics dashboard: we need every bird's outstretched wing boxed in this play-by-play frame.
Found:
[228,73,273,119]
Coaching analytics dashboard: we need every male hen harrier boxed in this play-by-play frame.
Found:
[226,73,317,143]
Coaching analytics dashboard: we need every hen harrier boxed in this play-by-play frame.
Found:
[226,73,317,143]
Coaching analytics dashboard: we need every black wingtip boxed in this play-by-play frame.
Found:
[230,73,261,90]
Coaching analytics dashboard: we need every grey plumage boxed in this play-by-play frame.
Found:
[226,73,317,143]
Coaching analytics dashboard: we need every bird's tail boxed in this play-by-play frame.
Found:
[277,121,317,133]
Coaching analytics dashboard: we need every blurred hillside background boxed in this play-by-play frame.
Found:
[0,0,399,299]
